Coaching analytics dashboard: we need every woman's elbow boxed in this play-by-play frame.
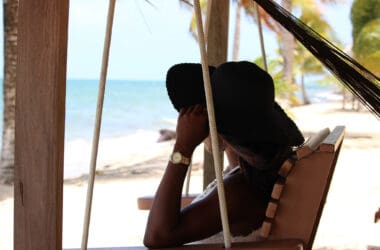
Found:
[143,230,181,248]
[143,232,161,248]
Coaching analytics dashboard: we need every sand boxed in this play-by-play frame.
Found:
[0,101,379,250]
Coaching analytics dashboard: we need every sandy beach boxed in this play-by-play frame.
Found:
[0,101,379,250]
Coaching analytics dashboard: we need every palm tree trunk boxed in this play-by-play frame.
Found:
[232,0,242,61]
[342,87,347,110]
[0,0,18,184]
[280,0,295,104]
[300,72,310,105]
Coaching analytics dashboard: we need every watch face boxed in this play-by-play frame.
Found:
[172,152,182,163]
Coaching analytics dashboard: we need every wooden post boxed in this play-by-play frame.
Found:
[203,0,229,189]
[14,0,69,249]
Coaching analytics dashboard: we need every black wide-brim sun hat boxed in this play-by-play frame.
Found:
[166,63,216,111]
[166,62,304,147]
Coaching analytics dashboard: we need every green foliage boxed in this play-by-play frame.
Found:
[351,0,380,76]
[353,19,380,57]
[358,51,380,76]
[350,0,380,38]
[184,0,208,41]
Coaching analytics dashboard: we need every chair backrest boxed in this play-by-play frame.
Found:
[260,126,345,250]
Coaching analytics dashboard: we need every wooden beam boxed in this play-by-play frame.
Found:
[14,0,69,249]
[206,0,229,66]
[203,0,229,189]
[65,240,304,250]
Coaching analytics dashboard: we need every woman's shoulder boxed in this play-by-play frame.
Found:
[191,166,244,204]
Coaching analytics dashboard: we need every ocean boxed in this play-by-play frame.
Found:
[0,78,341,179]
[66,79,178,141]
[64,79,178,178]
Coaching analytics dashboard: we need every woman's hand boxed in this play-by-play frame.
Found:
[174,105,209,157]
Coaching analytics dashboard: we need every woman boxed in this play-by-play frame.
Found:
[143,61,304,248]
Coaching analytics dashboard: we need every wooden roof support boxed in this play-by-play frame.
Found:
[14,0,69,249]
[202,0,229,189]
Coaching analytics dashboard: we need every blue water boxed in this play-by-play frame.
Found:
[66,79,178,141]
[66,79,340,140]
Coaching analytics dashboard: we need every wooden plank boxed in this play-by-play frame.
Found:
[266,200,279,219]
[320,126,345,152]
[203,0,229,189]
[65,240,304,250]
[271,182,285,200]
[260,220,273,239]
[278,159,294,178]
[268,141,343,250]
[296,128,330,159]
[14,0,69,249]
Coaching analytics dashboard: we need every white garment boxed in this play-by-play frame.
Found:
[192,229,261,244]
[191,167,262,244]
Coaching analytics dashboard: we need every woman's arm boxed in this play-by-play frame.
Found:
[144,105,263,247]
[144,105,210,247]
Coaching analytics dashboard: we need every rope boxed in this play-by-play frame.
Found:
[193,0,232,248]
[81,0,116,249]
[183,0,213,197]
[254,2,268,71]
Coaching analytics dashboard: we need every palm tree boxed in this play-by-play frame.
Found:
[280,0,295,92]
[277,0,342,105]
[0,0,18,184]
[181,0,341,106]
[181,0,257,61]
[293,6,339,104]
[351,0,380,77]
[232,0,242,60]
[252,0,342,105]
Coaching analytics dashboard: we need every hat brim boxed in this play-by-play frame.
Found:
[166,63,215,112]
[215,102,304,147]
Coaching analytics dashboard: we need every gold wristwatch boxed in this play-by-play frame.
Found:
[170,151,191,165]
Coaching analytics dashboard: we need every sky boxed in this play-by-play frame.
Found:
[0,0,354,80]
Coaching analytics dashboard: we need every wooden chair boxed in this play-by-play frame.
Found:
[116,126,344,250]
[259,125,345,250]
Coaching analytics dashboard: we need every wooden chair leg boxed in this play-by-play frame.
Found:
[375,207,380,223]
